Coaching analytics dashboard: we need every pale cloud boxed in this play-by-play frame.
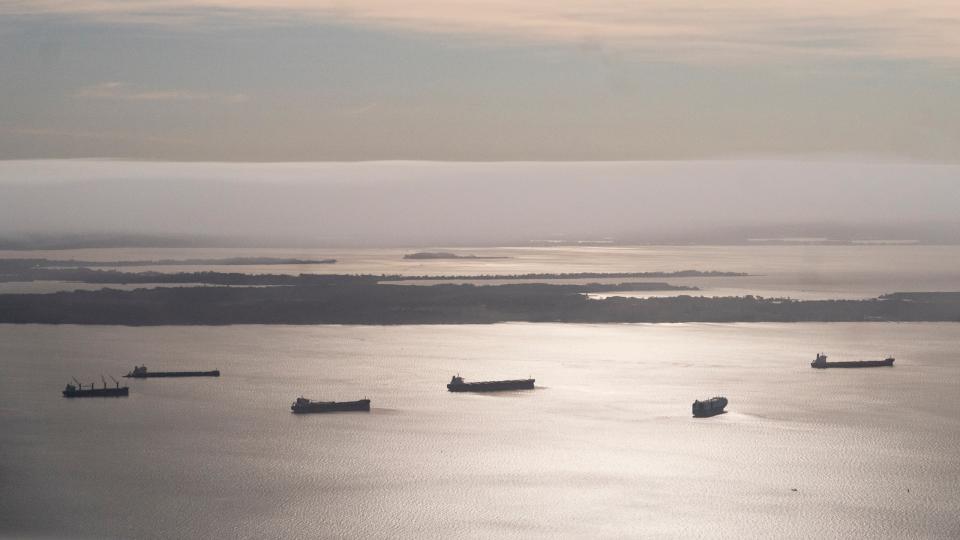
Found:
[76,82,248,103]
[5,1,960,63]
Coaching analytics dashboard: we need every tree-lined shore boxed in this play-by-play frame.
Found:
[0,278,957,325]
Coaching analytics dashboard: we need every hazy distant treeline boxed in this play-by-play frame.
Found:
[379,270,747,281]
[0,260,738,286]
[0,262,337,286]
[0,257,333,271]
[402,252,510,260]
[0,279,957,325]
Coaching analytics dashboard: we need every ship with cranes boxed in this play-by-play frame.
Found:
[62,375,129,397]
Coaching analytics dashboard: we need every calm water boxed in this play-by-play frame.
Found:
[2,322,958,539]
[4,245,960,299]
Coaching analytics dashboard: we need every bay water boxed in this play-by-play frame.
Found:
[1,322,958,539]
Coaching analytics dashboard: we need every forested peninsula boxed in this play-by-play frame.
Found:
[0,276,957,325]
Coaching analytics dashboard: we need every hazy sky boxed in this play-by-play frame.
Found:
[2,160,958,246]
[2,1,959,161]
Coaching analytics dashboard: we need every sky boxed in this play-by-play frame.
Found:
[2,1,959,161]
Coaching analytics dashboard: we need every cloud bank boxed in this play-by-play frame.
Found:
[7,1,960,63]
[1,160,958,246]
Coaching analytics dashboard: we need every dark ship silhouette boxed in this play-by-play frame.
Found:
[446,375,535,392]
[692,396,727,417]
[810,353,894,369]
[125,365,220,378]
[290,397,370,413]
[63,376,129,398]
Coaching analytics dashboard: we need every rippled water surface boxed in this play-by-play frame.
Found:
[2,322,958,539]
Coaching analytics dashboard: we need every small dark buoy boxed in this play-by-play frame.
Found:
[790,488,798,492]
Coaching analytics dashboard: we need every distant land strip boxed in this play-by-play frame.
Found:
[0,280,957,325]
[4,257,336,268]
[402,252,511,260]
[378,270,747,281]
[0,261,743,286]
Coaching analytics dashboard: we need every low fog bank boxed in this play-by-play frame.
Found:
[1,160,958,248]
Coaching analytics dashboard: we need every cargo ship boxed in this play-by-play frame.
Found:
[290,397,371,413]
[810,353,894,369]
[446,375,535,392]
[125,365,220,378]
[692,396,727,417]
[63,376,129,398]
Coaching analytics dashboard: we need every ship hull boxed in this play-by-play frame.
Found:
[692,408,726,418]
[447,379,535,392]
[63,387,129,397]
[291,399,371,413]
[811,358,894,369]
[125,370,220,378]
[692,397,727,417]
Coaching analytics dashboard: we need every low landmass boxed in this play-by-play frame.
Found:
[0,276,957,325]
[381,270,747,281]
[0,260,739,286]
[0,268,327,286]
[2,259,952,326]
[79,257,336,266]
[0,257,334,270]
[403,252,510,260]
[0,259,336,285]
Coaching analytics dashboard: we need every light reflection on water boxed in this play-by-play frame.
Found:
[1,322,958,539]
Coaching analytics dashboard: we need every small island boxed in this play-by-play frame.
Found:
[403,252,510,260]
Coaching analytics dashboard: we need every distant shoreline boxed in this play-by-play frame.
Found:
[0,260,743,286]
[382,270,747,281]
[403,252,510,260]
[1,259,956,326]
[0,278,957,325]
[20,257,336,267]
